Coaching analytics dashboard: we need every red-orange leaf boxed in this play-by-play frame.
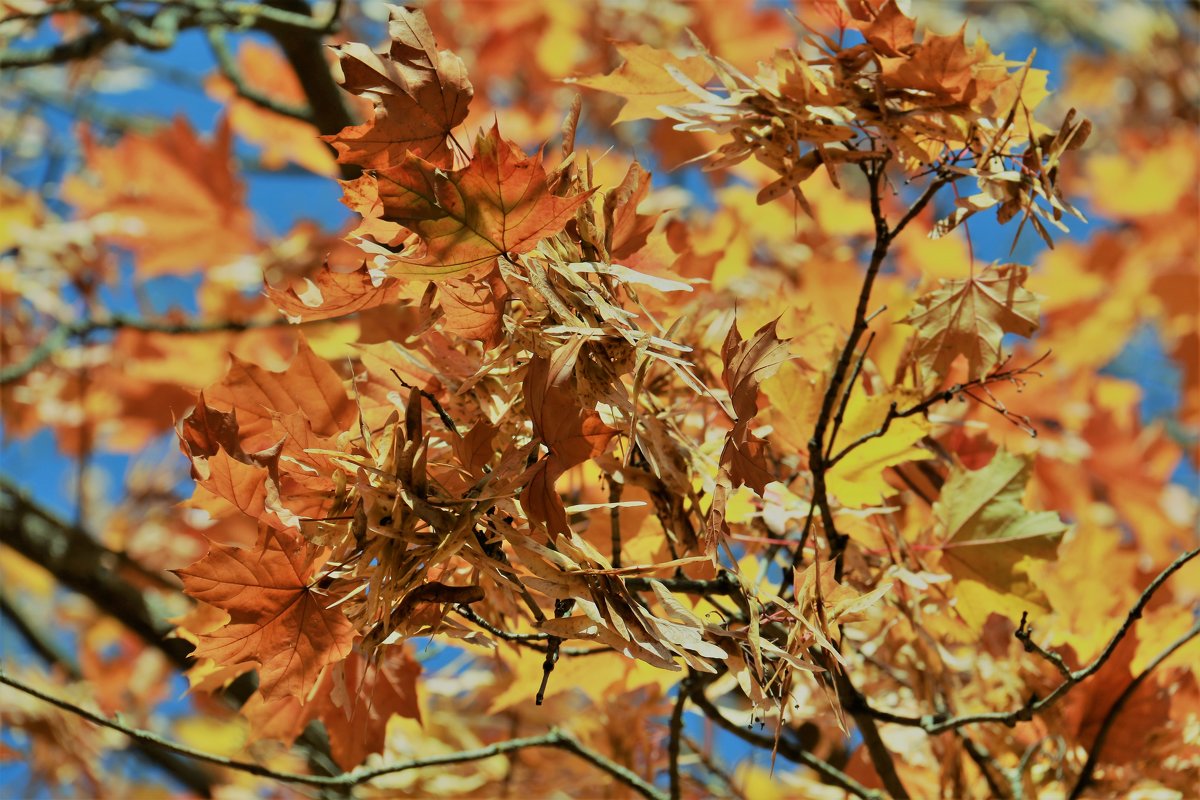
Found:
[265,261,408,323]
[204,337,355,440]
[316,646,422,769]
[63,118,256,276]
[362,124,591,279]
[327,6,472,169]
[174,527,355,701]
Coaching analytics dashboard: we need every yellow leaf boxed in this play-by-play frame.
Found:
[571,42,714,123]
[826,391,933,507]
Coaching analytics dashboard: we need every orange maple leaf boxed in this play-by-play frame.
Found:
[265,261,409,323]
[358,124,592,279]
[327,6,473,169]
[174,527,356,701]
[204,337,356,441]
[63,118,256,276]
[316,647,422,770]
[571,42,714,124]
[523,340,618,532]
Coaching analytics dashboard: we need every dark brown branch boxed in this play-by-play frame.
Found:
[668,682,688,800]
[832,666,909,799]
[0,590,217,798]
[826,353,1049,468]
[0,0,343,68]
[0,670,668,800]
[685,676,885,800]
[807,162,891,579]
[850,546,1200,734]
[0,478,342,775]
[955,730,1010,800]
[2,314,295,385]
[205,26,314,123]
[452,605,611,657]
[260,0,359,180]
[1068,618,1200,799]
[0,477,193,667]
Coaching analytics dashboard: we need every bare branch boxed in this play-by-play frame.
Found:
[685,677,886,800]
[668,682,688,800]
[0,670,667,800]
[205,26,313,123]
[0,590,218,797]
[1068,618,1200,799]
[850,546,1200,734]
[2,314,294,385]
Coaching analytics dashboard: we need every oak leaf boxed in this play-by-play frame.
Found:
[174,526,356,701]
[901,263,1040,381]
[327,5,473,169]
[362,125,591,279]
[571,42,714,123]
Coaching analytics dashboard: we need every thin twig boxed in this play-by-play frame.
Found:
[0,670,667,800]
[0,593,218,798]
[850,546,1200,734]
[1068,618,1200,800]
[668,682,688,800]
[205,27,313,122]
[685,678,885,800]
[955,730,1010,799]
[2,314,294,385]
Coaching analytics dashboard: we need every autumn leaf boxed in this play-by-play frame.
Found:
[859,0,916,57]
[826,391,933,507]
[437,269,511,347]
[203,337,355,440]
[901,263,1040,381]
[570,42,714,123]
[935,450,1067,626]
[719,318,791,493]
[522,340,618,532]
[360,124,591,279]
[265,261,409,323]
[722,318,791,421]
[62,118,256,276]
[315,646,422,770]
[174,526,356,701]
[327,5,473,169]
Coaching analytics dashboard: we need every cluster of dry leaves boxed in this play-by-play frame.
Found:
[1,0,1196,798]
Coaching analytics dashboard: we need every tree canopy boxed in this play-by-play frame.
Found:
[1,1,1197,798]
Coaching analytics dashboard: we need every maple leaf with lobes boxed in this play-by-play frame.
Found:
[174,527,356,701]
[327,5,473,169]
[901,263,1040,381]
[358,124,592,279]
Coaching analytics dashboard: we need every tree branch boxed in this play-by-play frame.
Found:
[685,679,885,800]
[0,670,667,800]
[205,26,314,123]
[832,666,909,799]
[668,682,688,800]
[1068,618,1200,800]
[0,590,217,798]
[850,546,1200,734]
[1,314,294,385]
